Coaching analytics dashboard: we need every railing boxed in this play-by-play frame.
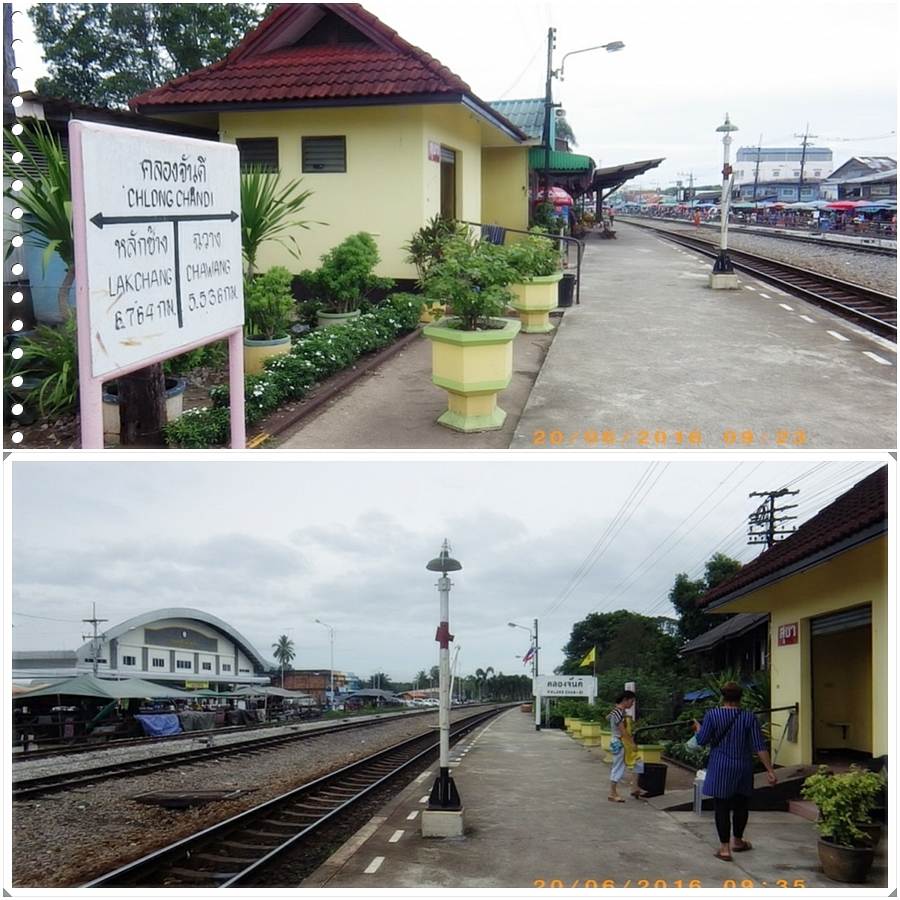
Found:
[632,703,799,741]
[461,221,585,305]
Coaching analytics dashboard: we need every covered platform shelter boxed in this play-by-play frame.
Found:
[590,157,665,212]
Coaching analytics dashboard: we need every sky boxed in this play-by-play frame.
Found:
[8,0,898,189]
[9,457,885,682]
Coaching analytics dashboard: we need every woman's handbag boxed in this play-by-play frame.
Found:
[685,734,702,752]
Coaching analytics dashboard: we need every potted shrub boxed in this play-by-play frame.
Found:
[404,216,471,322]
[505,229,563,333]
[422,237,520,432]
[801,765,886,883]
[302,233,394,328]
[243,266,296,374]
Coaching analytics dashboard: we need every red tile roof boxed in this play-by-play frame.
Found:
[129,2,522,142]
[698,466,887,609]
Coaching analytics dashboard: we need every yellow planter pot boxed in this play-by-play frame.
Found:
[243,335,291,376]
[567,718,586,737]
[509,272,563,333]
[579,722,604,747]
[423,317,521,432]
[600,730,612,750]
[637,744,665,764]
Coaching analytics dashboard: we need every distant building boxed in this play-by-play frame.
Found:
[734,146,833,187]
[823,157,896,201]
[12,607,273,689]
[282,669,350,705]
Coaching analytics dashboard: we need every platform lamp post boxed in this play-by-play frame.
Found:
[314,618,334,709]
[422,539,464,837]
[542,30,624,212]
[710,112,741,289]
[509,618,541,729]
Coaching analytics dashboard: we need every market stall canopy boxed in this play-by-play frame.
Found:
[13,674,191,701]
[825,200,859,210]
[535,186,574,206]
[591,158,665,193]
[232,685,316,700]
[12,683,49,695]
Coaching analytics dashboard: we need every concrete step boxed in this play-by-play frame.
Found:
[788,799,818,821]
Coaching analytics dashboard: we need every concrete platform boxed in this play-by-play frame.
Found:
[303,708,888,889]
[512,223,896,450]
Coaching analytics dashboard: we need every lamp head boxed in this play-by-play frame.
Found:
[716,113,739,133]
[426,538,462,573]
[604,41,625,52]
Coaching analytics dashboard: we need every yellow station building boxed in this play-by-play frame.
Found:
[131,2,531,280]
[697,467,889,768]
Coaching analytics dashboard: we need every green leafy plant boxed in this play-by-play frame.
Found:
[164,340,228,376]
[403,215,472,281]
[801,766,886,847]
[301,232,394,314]
[15,319,79,416]
[532,201,559,233]
[423,237,514,331]
[162,405,230,448]
[505,228,561,279]
[3,123,74,320]
[244,266,295,340]
[240,166,317,278]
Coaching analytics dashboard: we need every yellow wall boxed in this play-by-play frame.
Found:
[481,147,529,232]
[221,103,499,280]
[710,537,886,765]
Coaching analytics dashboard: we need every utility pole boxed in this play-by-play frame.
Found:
[533,617,542,731]
[82,602,108,676]
[677,171,696,204]
[748,489,800,548]
[794,124,819,202]
[752,134,763,209]
[543,26,557,204]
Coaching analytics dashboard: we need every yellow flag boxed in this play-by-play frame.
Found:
[579,647,596,667]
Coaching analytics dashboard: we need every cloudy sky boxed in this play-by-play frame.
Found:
[9,457,885,682]
[9,0,897,189]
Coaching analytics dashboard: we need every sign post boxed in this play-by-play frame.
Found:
[69,120,245,448]
[533,675,597,728]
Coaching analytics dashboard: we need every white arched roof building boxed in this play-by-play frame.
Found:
[13,607,274,688]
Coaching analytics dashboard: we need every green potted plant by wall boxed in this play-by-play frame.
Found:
[422,237,520,432]
[404,216,471,322]
[303,232,394,329]
[801,765,886,883]
[505,228,563,333]
[243,266,296,375]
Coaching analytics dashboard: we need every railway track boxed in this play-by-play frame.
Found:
[11,710,432,801]
[621,219,897,340]
[82,706,505,888]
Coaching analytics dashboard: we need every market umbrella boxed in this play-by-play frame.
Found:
[536,186,574,206]
[785,202,817,210]
[14,674,191,700]
[825,201,858,210]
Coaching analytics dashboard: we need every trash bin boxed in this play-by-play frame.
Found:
[637,762,668,798]
[558,273,576,307]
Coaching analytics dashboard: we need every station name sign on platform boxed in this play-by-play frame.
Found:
[533,675,597,698]
[74,120,244,379]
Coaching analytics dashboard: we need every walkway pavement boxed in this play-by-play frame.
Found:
[512,223,896,450]
[304,708,886,889]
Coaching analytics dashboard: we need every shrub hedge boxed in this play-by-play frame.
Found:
[164,294,422,448]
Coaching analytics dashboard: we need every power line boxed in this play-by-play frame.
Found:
[12,611,84,623]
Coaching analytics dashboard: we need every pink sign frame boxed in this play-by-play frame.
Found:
[69,120,246,449]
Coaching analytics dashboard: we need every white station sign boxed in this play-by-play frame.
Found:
[74,121,244,378]
[533,675,597,698]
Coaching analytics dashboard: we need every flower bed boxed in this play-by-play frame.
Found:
[164,294,422,447]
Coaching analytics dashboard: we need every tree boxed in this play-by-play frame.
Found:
[413,669,428,690]
[272,634,295,685]
[428,665,440,686]
[30,4,268,108]
[368,672,392,691]
[474,666,494,701]
[669,552,742,642]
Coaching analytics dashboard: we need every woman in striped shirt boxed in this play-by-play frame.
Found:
[692,681,778,861]
[607,690,637,802]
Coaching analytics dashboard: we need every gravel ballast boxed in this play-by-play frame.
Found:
[12,708,476,888]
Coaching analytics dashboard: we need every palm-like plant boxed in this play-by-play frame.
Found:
[240,166,317,277]
[272,634,296,684]
[474,666,495,701]
[3,123,74,320]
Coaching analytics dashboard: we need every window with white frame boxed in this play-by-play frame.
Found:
[222,663,232,672]
[176,659,192,670]
[202,662,212,671]
[122,655,136,666]
[152,657,166,668]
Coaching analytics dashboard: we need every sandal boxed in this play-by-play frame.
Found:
[732,840,753,852]
[607,795,626,803]
[714,851,733,862]
[630,789,649,799]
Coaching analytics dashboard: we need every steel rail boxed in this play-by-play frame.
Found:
[621,219,896,340]
[81,706,507,888]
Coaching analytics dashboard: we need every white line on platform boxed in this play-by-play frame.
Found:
[406,810,419,821]
[827,330,850,342]
[419,795,429,803]
[364,856,385,874]
[800,315,816,323]
[779,303,794,311]
[863,351,893,366]
[759,293,771,299]
[389,830,404,843]
[744,285,756,291]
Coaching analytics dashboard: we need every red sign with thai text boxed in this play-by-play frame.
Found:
[777,622,799,646]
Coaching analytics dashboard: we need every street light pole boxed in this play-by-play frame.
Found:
[509,619,541,729]
[425,540,462,812]
[314,618,334,708]
[710,112,740,289]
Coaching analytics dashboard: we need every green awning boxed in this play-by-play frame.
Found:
[13,674,191,701]
[528,148,595,172]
